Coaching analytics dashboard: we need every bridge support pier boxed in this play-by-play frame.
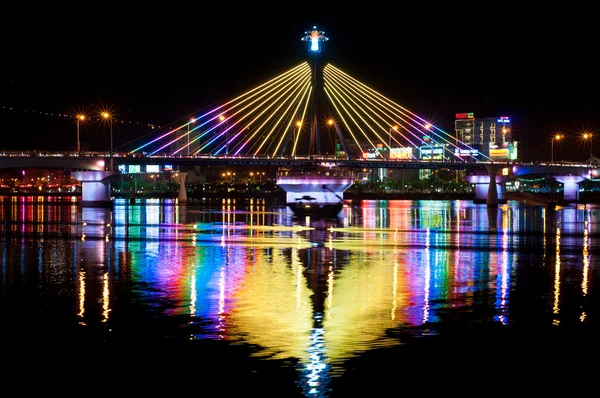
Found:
[465,165,507,207]
[178,172,188,203]
[554,175,585,202]
[486,165,499,207]
[72,171,119,207]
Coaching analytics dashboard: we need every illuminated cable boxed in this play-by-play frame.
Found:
[325,68,423,156]
[327,64,488,161]
[324,79,389,154]
[324,84,380,153]
[264,80,311,156]
[272,81,311,156]
[294,86,312,156]
[135,62,308,154]
[209,68,311,156]
[323,87,365,152]
[326,65,450,159]
[228,70,311,156]
[199,67,311,155]
[173,64,310,155]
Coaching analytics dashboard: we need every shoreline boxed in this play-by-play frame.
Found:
[2,191,600,205]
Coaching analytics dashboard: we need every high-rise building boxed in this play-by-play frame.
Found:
[454,113,517,160]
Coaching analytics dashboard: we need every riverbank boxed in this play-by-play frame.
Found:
[3,191,600,204]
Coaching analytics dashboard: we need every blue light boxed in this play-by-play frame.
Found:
[311,37,319,52]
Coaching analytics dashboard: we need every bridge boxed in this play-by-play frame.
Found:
[0,151,595,207]
[1,26,596,207]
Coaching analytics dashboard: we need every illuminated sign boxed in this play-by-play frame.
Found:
[146,165,160,173]
[455,112,474,119]
[454,148,479,157]
[497,116,511,123]
[164,164,173,171]
[390,147,413,160]
[419,145,445,160]
[489,141,518,160]
[362,152,378,159]
[128,165,141,174]
[118,165,126,173]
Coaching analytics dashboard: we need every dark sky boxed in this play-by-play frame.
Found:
[3,8,599,161]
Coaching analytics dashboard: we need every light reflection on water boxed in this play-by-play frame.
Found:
[1,196,599,396]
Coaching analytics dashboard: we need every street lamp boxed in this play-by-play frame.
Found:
[424,123,432,162]
[76,114,85,154]
[583,132,593,163]
[219,115,227,156]
[389,125,399,152]
[188,118,195,156]
[294,120,302,156]
[102,112,113,170]
[551,133,564,163]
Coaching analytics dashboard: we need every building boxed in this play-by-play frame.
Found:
[454,113,518,161]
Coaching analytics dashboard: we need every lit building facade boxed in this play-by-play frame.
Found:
[454,113,518,160]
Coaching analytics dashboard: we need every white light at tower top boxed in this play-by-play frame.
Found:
[302,25,329,53]
[311,37,319,52]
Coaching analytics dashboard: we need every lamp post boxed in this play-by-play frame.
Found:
[102,112,113,170]
[219,115,227,156]
[76,114,85,154]
[294,120,302,156]
[389,125,399,159]
[551,133,564,163]
[188,118,195,156]
[583,132,593,164]
[424,123,432,162]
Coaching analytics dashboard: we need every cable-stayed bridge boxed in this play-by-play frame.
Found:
[129,62,484,163]
[1,26,596,208]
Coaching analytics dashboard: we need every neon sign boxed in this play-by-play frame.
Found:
[455,112,474,119]
[497,116,511,123]
[454,148,479,157]
[419,146,445,160]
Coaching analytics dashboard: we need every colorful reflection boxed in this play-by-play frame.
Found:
[2,197,600,397]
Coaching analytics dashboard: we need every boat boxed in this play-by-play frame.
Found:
[276,162,354,218]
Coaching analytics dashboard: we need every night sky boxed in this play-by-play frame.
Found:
[3,9,599,161]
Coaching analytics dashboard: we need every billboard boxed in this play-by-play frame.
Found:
[390,147,413,160]
[455,112,474,119]
[489,141,518,160]
[454,148,479,158]
[146,165,160,173]
[419,145,445,161]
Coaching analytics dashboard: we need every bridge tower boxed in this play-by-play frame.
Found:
[302,26,328,155]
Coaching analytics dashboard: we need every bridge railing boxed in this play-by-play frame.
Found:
[0,150,598,169]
